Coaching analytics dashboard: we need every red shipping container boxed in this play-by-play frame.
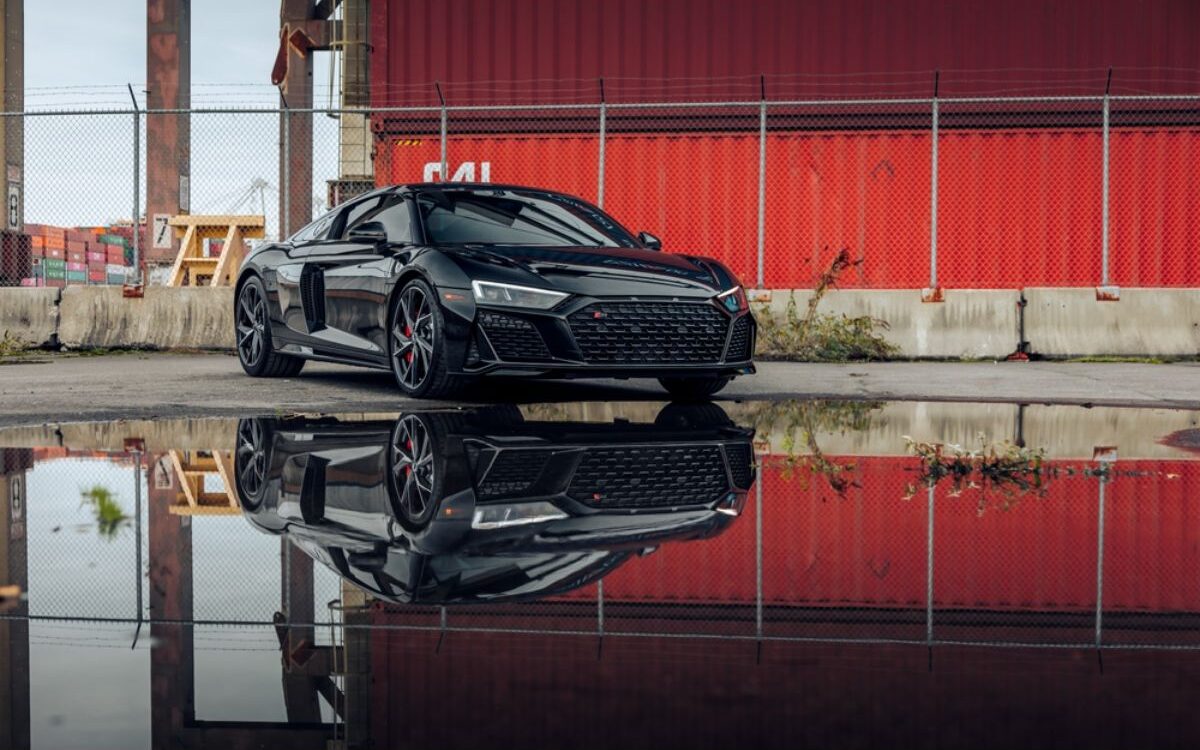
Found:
[66,261,86,272]
[382,127,1200,288]
[67,240,87,253]
[105,247,125,263]
[87,269,106,283]
[67,251,85,264]
[43,277,65,288]
[43,247,65,260]
[86,251,106,263]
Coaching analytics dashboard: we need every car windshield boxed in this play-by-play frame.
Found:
[416,189,638,248]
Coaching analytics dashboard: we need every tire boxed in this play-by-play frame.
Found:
[658,376,733,400]
[386,413,442,531]
[387,278,465,399]
[236,276,305,378]
[653,402,734,429]
[233,418,272,512]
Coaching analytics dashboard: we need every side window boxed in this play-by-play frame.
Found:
[340,197,383,238]
[291,211,337,244]
[360,196,413,243]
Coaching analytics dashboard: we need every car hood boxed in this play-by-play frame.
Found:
[442,244,730,295]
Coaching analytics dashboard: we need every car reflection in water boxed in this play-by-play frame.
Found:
[234,404,755,605]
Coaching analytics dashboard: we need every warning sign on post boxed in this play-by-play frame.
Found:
[7,183,21,231]
[153,214,172,249]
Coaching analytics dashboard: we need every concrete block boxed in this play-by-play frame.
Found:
[58,286,234,350]
[757,289,1020,359]
[0,288,61,347]
[1025,288,1200,357]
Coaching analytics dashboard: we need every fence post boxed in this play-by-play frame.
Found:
[1100,77,1112,287]
[1094,473,1107,647]
[929,73,940,291]
[755,473,763,639]
[926,484,935,644]
[756,77,767,289]
[597,79,606,208]
[134,450,143,626]
[437,82,448,181]
[282,107,290,238]
[128,85,141,283]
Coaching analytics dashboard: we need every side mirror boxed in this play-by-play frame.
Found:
[637,231,662,250]
[348,221,388,246]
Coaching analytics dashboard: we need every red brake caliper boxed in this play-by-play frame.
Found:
[403,324,413,364]
[404,438,413,476]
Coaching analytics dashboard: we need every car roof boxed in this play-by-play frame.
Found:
[393,182,576,196]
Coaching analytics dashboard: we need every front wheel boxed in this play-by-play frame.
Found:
[236,276,305,377]
[658,376,732,400]
[388,278,465,399]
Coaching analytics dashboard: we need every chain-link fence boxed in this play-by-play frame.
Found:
[2,94,1197,289]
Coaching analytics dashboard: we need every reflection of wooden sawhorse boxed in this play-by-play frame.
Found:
[166,215,265,287]
[167,449,241,516]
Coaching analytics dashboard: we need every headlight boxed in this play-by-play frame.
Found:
[471,501,569,530]
[471,280,568,310]
[717,285,749,313]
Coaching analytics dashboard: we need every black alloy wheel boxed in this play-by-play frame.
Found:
[389,414,438,529]
[235,419,269,509]
[388,278,464,398]
[236,276,305,377]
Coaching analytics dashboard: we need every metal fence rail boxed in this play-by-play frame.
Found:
[1,94,1198,289]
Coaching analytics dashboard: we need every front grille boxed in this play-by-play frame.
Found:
[568,302,729,364]
[479,311,551,361]
[568,445,728,509]
[477,449,552,499]
[724,443,755,489]
[726,315,753,361]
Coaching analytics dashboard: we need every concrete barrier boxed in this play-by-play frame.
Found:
[0,288,60,347]
[1025,287,1200,358]
[57,286,234,350]
[757,289,1020,359]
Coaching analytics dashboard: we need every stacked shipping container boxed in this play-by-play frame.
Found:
[21,224,138,287]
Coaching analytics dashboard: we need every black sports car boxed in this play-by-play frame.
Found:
[234,404,755,604]
[235,184,756,398]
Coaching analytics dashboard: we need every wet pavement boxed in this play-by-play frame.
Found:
[2,399,1200,749]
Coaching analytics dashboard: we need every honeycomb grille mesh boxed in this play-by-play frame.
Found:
[478,449,552,499]
[726,315,753,361]
[479,311,552,361]
[723,442,755,489]
[568,302,729,364]
[568,445,728,509]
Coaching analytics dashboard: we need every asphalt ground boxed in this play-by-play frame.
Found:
[1,352,1198,427]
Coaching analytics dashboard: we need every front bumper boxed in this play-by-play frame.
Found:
[457,294,756,376]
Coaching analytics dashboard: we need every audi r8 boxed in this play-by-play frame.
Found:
[234,184,756,398]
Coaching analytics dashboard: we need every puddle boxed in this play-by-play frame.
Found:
[2,400,1200,748]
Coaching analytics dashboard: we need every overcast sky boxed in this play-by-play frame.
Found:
[21,1,344,236]
[26,0,283,108]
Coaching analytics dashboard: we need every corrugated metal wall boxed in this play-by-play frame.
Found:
[381,129,1200,288]
[369,0,1200,105]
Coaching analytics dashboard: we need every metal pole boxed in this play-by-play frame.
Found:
[929,91,939,290]
[597,578,605,636]
[1100,93,1111,287]
[597,101,607,208]
[437,82,448,181]
[755,475,763,638]
[926,484,935,643]
[282,108,290,238]
[128,85,141,283]
[1095,475,1107,647]
[134,451,143,623]
[756,85,767,289]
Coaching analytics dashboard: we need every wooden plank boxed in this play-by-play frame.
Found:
[168,505,243,516]
[166,225,197,287]
[212,450,240,507]
[169,450,197,507]
[211,225,242,288]
[168,214,266,228]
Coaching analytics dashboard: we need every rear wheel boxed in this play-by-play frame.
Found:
[658,376,732,400]
[388,278,465,398]
[236,276,305,377]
